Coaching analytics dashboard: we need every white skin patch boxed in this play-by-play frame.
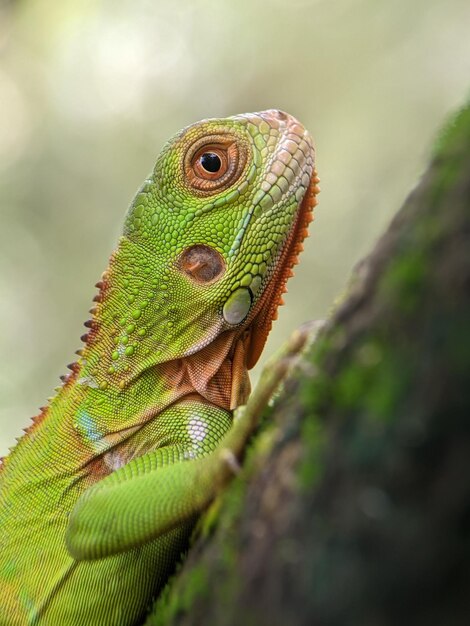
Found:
[187,417,207,444]
[77,376,99,389]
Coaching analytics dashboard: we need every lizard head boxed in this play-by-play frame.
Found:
[92,110,317,396]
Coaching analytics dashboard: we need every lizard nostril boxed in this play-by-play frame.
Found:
[273,110,288,121]
[259,109,292,126]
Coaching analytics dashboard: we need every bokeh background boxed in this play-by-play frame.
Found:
[1,0,469,455]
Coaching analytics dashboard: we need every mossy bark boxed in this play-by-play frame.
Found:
[144,104,470,626]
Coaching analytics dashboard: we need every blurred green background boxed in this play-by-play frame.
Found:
[1,0,469,455]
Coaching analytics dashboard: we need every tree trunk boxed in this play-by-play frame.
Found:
[145,104,470,626]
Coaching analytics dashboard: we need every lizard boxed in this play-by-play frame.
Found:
[0,109,318,625]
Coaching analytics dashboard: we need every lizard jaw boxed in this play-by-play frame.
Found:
[246,165,320,369]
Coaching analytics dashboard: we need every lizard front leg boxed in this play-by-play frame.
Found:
[67,325,316,562]
[66,399,231,560]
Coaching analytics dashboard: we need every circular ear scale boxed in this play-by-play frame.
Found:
[223,288,252,325]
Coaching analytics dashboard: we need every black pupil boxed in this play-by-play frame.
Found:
[200,152,222,173]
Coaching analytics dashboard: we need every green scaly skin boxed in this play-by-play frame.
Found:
[0,110,317,625]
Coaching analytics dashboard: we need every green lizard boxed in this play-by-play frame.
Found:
[0,109,318,625]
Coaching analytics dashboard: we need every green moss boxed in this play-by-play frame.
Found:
[298,409,326,490]
[146,563,209,626]
[433,103,470,157]
[380,250,427,314]
[363,355,411,420]
[334,338,408,417]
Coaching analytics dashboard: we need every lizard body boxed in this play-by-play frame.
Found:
[0,110,318,625]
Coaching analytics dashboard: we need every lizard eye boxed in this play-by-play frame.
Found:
[193,149,227,180]
[185,135,247,194]
[198,152,222,174]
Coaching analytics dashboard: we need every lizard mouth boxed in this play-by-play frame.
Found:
[245,149,319,368]
[233,110,319,369]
